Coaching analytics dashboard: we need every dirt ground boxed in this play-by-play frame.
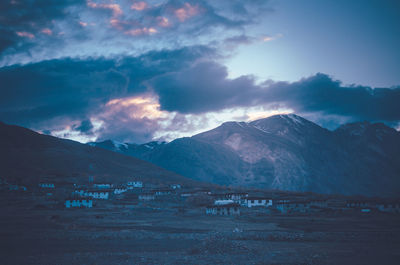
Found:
[1,194,400,265]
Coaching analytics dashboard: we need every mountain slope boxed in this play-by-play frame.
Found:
[0,121,192,185]
[89,114,400,196]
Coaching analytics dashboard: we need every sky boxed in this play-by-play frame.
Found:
[0,0,399,143]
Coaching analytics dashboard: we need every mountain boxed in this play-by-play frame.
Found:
[90,114,400,197]
[88,140,166,158]
[0,121,192,186]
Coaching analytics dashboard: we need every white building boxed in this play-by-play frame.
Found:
[154,189,173,196]
[65,198,93,208]
[244,197,273,208]
[93,184,112,189]
[171,184,181,189]
[8,185,27,191]
[225,192,248,202]
[127,181,143,188]
[73,189,86,197]
[139,193,155,201]
[86,190,109,199]
[206,203,240,216]
[73,189,110,199]
[39,183,55,188]
[276,201,310,214]
[377,202,400,213]
[214,199,235,205]
[114,187,128,195]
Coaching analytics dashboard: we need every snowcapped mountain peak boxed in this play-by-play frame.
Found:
[284,113,306,125]
[112,140,128,149]
[85,114,400,196]
[249,114,312,137]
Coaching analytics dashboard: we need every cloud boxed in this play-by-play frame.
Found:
[150,61,400,125]
[174,2,201,22]
[87,0,123,17]
[41,28,53,35]
[265,73,400,122]
[1,46,399,142]
[16,31,35,39]
[124,27,157,36]
[0,45,217,141]
[262,33,283,42]
[131,1,148,11]
[75,119,94,133]
[150,61,259,113]
[0,0,272,66]
[0,0,84,55]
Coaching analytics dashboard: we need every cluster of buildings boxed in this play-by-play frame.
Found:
[1,177,400,216]
[204,192,400,216]
[67,180,185,208]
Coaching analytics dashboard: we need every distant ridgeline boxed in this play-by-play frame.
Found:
[89,114,400,197]
[0,121,197,187]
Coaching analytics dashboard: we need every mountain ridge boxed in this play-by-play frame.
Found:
[89,114,400,196]
[0,121,194,186]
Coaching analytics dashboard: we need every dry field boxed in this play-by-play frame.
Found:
[1,193,400,265]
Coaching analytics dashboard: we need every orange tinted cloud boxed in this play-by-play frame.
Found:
[87,0,123,17]
[157,16,171,27]
[41,28,53,35]
[131,1,148,11]
[16,31,35,39]
[174,3,200,22]
[262,33,283,42]
[79,21,88,27]
[124,27,157,36]
[106,95,166,120]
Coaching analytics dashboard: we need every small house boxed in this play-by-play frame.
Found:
[214,199,235,205]
[206,203,240,216]
[346,199,375,210]
[276,200,310,214]
[8,184,27,191]
[193,189,212,195]
[153,189,173,196]
[93,183,112,189]
[376,201,400,213]
[85,189,110,199]
[210,193,228,201]
[65,198,93,208]
[127,181,143,188]
[139,193,155,201]
[225,192,248,202]
[180,191,196,197]
[171,184,181,189]
[309,199,328,208]
[73,189,87,197]
[114,187,128,195]
[39,183,55,189]
[244,197,273,208]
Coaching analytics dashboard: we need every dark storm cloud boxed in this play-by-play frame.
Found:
[0,57,126,125]
[74,119,94,133]
[264,73,400,122]
[0,0,84,53]
[150,61,259,113]
[0,45,216,127]
[150,62,400,123]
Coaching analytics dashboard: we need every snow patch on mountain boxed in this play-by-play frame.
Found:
[112,140,128,150]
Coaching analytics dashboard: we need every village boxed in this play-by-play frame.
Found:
[2,176,400,264]
[2,176,400,216]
